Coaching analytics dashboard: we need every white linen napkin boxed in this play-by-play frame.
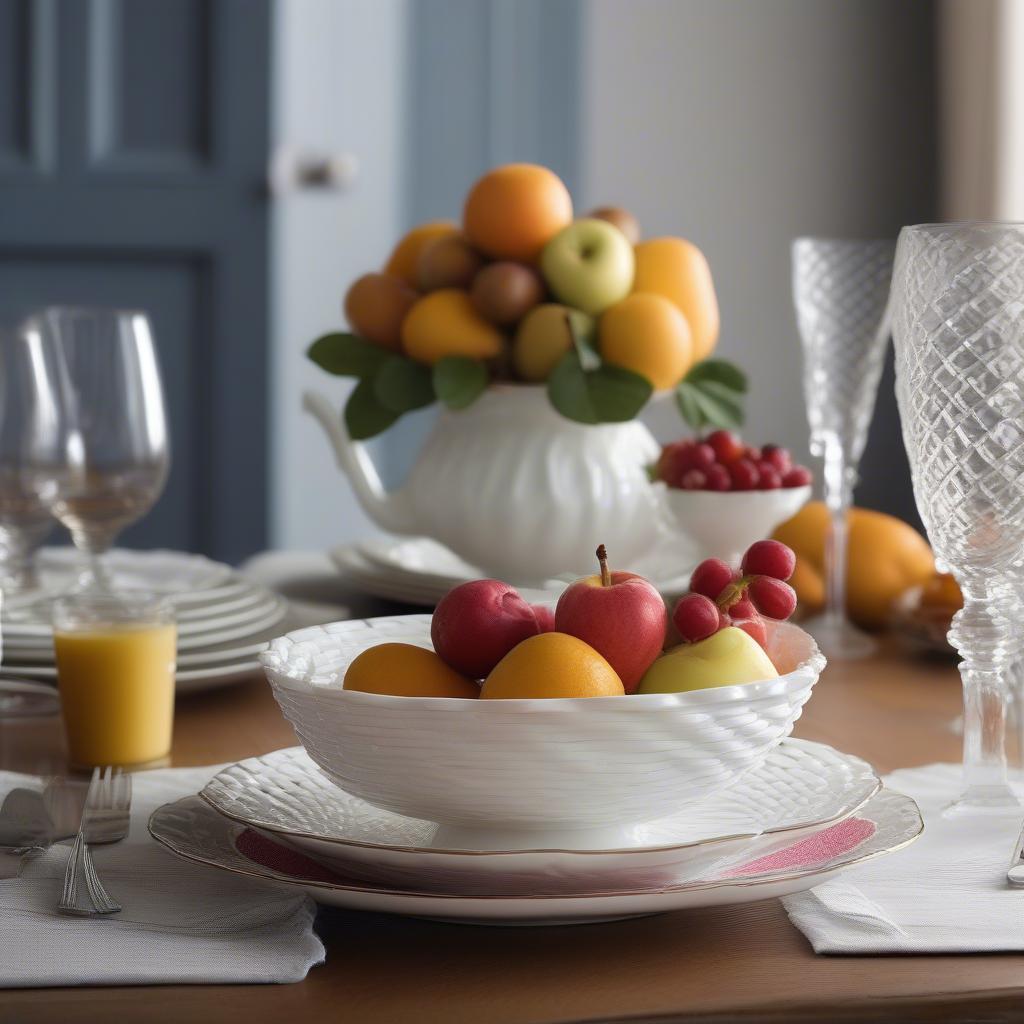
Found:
[0,765,324,987]
[783,763,1024,953]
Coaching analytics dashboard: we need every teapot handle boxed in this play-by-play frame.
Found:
[303,390,417,535]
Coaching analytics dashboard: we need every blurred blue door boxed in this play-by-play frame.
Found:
[0,0,271,563]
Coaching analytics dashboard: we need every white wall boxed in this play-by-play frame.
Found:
[580,0,935,463]
[271,0,407,550]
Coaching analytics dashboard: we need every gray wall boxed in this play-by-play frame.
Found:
[580,0,936,526]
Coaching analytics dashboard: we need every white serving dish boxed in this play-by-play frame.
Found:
[657,483,812,565]
[200,741,879,894]
[260,614,824,849]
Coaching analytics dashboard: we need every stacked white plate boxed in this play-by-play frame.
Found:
[2,548,289,694]
[331,535,698,606]
[149,740,923,926]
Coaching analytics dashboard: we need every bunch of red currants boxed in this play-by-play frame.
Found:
[672,539,798,649]
[656,430,813,491]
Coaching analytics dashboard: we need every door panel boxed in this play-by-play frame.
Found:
[0,0,270,563]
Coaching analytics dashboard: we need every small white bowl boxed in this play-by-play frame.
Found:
[657,483,812,566]
[261,614,824,849]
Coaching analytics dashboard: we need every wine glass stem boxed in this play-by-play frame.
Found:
[71,529,116,592]
[822,436,852,628]
[951,582,1018,808]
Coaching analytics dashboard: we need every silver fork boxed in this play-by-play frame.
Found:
[59,767,131,916]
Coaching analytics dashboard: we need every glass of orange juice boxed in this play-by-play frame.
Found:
[53,592,176,770]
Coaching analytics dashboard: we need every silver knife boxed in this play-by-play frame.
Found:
[1008,819,1024,887]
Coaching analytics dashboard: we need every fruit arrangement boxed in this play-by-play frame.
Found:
[308,162,748,439]
[655,430,813,492]
[342,541,800,700]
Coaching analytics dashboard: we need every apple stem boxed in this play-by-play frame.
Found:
[596,544,612,588]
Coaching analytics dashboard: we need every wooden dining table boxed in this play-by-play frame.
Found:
[3,586,1024,1024]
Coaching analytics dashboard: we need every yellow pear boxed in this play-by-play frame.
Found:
[637,627,777,694]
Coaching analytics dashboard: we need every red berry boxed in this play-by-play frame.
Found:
[744,445,762,462]
[681,468,707,490]
[672,593,722,643]
[757,466,782,490]
[728,597,756,619]
[729,458,758,491]
[782,466,813,487]
[706,430,745,464]
[690,558,735,599]
[691,443,716,471]
[657,441,695,485]
[741,539,796,580]
[762,444,792,473]
[732,613,769,650]
[704,463,730,491]
[748,577,797,620]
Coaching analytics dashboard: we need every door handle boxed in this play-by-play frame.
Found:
[269,146,359,195]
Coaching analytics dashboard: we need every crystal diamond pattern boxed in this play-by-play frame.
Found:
[793,239,895,465]
[892,225,1024,571]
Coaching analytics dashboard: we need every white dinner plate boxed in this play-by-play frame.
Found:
[333,537,695,606]
[150,789,922,926]
[200,741,880,894]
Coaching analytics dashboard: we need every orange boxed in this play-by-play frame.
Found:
[401,289,505,365]
[632,238,720,362]
[343,273,417,351]
[598,293,693,390]
[481,633,624,699]
[919,572,962,612]
[463,164,573,263]
[385,221,458,286]
[773,502,935,629]
[343,643,479,698]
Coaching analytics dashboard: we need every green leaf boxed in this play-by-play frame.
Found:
[547,353,653,425]
[433,356,489,410]
[373,356,436,414]
[675,380,744,431]
[674,382,708,429]
[308,333,390,378]
[684,358,748,393]
[344,378,400,439]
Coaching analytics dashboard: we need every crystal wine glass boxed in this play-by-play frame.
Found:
[0,328,58,600]
[24,308,169,593]
[792,238,895,659]
[891,221,1024,814]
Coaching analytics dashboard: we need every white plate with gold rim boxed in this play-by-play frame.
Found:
[150,789,921,926]
[200,741,880,895]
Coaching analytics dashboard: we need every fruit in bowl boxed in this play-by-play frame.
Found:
[654,431,813,564]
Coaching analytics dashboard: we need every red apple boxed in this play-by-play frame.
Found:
[531,604,556,633]
[554,545,667,693]
[432,580,539,678]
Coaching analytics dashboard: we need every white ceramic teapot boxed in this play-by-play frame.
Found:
[304,385,664,584]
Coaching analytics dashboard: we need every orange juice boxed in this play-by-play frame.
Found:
[54,621,176,768]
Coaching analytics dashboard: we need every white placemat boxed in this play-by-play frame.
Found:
[0,765,324,987]
[783,763,1024,953]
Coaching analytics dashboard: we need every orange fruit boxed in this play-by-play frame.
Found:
[343,273,418,351]
[919,572,962,612]
[481,633,624,699]
[463,164,573,263]
[343,643,479,698]
[633,238,720,362]
[401,289,505,365]
[385,221,458,286]
[773,502,935,629]
[598,293,693,390]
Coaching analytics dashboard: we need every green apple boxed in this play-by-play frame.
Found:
[637,627,778,694]
[539,218,635,316]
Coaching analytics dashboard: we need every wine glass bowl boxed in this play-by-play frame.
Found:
[25,308,169,592]
[0,328,62,598]
[891,221,1024,813]
[792,238,895,659]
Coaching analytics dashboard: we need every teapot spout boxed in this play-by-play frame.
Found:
[303,390,417,535]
